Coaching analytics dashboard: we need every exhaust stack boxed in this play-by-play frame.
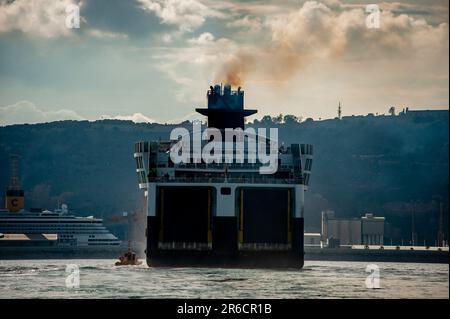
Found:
[196,84,257,130]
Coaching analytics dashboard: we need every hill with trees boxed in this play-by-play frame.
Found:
[0,110,448,244]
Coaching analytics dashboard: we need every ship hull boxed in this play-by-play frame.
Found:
[146,215,305,269]
[146,251,304,269]
[0,246,125,259]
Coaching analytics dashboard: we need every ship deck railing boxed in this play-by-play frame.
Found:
[157,242,293,251]
[149,176,303,184]
[173,163,293,170]
[238,243,292,251]
[158,242,212,251]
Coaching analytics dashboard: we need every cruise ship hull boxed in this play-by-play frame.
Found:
[0,246,125,259]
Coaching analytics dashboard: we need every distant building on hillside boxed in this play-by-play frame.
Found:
[321,211,385,247]
[399,108,449,117]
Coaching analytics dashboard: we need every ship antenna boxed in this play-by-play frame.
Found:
[9,154,20,190]
[338,102,342,120]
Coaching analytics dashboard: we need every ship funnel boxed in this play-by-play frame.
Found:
[61,204,68,215]
[5,154,24,212]
[196,84,256,130]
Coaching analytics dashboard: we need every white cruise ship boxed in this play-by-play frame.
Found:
[0,205,121,248]
[0,156,122,258]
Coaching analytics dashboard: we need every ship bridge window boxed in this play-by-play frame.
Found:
[300,144,313,155]
[220,187,231,195]
[137,171,147,183]
[135,156,144,169]
[304,173,310,185]
[305,158,312,171]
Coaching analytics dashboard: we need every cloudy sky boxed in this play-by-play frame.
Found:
[0,0,448,125]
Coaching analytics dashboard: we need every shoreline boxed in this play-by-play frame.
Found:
[0,246,448,264]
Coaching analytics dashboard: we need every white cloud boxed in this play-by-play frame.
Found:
[166,112,202,124]
[0,101,85,126]
[0,101,158,125]
[187,32,215,45]
[137,0,225,32]
[226,15,262,33]
[211,0,449,85]
[151,0,448,119]
[0,0,80,37]
[161,33,173,43]
[87,29,128,39]
[152,1,447,90]
[152,35,239,103]
[99,113,156,123]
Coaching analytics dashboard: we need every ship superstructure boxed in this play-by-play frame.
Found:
[134,84,313,267]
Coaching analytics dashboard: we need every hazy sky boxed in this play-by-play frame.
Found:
[0,0,448,125]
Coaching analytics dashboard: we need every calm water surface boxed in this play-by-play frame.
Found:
[0,259,448,299]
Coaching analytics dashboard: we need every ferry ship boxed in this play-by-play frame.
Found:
[0,156,122,259]
[134,84,313,268]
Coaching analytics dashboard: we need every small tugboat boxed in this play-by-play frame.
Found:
[115,249,142,266]
[115,241,142,266]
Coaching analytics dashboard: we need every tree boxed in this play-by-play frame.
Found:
[261,115,273,125]
[389,106,396,116]
[273,114,283,124]
[283,114,299,124]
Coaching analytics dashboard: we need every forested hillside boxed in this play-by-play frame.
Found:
[1,111,448,243]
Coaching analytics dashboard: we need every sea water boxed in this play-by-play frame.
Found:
[0,259,447,299]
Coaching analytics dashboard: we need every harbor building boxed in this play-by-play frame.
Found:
[321,211,385,246]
